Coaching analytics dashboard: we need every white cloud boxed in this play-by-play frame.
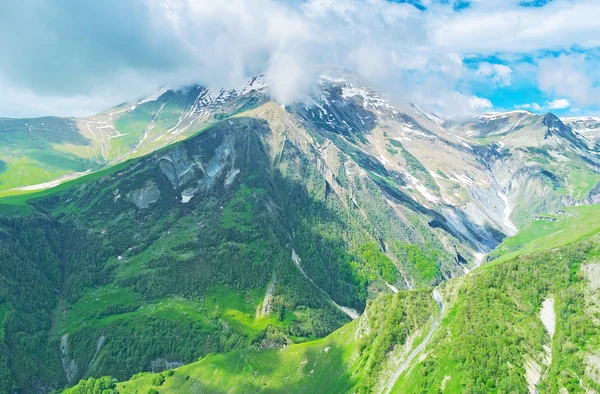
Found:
[2,0,600,117]
[468,95,493,110]
[476,63,513,87]
[546,98,571,110]
[516,99,571,112]
[491,65,513,87]
[537,54,600,108]
[0,0,439,116]
[429,0,600,53]
[265,50,317,107]
[516,103,542,111]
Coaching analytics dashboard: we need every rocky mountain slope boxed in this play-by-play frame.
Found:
[0,94,478,392]
[563,116,600,148]
[0,74,599,393]
[444,110,600,229]
[0,77,267,196]
[3,74,599,239]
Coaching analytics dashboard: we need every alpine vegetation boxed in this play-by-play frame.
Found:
[1,1,600,393]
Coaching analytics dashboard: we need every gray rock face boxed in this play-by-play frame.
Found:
[60,334,77,385]
[128,181,161,209]
[158,132,237,203]
[158,143,200,188]
[150,358,184,373]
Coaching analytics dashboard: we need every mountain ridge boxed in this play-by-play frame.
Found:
[1,75,600,393]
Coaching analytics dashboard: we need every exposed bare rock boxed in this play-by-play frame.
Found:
[128,181,160,209]
[60,334,77,385]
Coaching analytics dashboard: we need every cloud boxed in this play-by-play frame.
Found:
[476,63,513,87]
[0,0,435,116]
[0,77,126,118]
[516,102,542,111]
[537,53,600,108]
[429,0,600,53]
[516,98,572,112]
[265,50,317,106]
[1,0,600,117]
[468,95,494,110]
[546,98,571,110]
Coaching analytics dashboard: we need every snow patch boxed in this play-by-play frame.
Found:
[292,249,303,272]
[526,297,555,393]
[479,110,532,121]
[341,85,389,110]
[239,75,267,95]
[440,375,451,391]
[430,171,444,179]
[138,86,169,105]
[338,306,360,319]
[465,252,486,273]
[412,103,447,125]
[540,298,555,374]
[525,357,542,394]
[405,173,439,203]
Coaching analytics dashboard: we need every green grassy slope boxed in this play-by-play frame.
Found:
[487,204,600,263]
[6,100,599,393]
[64,290,437,394]
[82,205,600,394]
[0,118,343,392]
[0,117,100,195]
[107,89,204,160]
[393,207,600,393]
[0,87,266,198]
[395,235,600,393]
[114,320,360,394]
[0,110,462,393]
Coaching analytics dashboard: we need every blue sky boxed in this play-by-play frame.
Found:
[463,52,600,116]
[1,0,599,117]
[392,0,600,116]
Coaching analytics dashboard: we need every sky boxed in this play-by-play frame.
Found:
[1,0,600,118]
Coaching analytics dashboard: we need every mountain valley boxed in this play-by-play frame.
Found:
[0,76,599,393]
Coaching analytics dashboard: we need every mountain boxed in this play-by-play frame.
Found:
[77,204,600,394]
[0,74,599,393]
[4,76,599,239]
[0,77,267,197]
[0,80,477,392]
[562,116,600,148]
[443,110,600,228]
